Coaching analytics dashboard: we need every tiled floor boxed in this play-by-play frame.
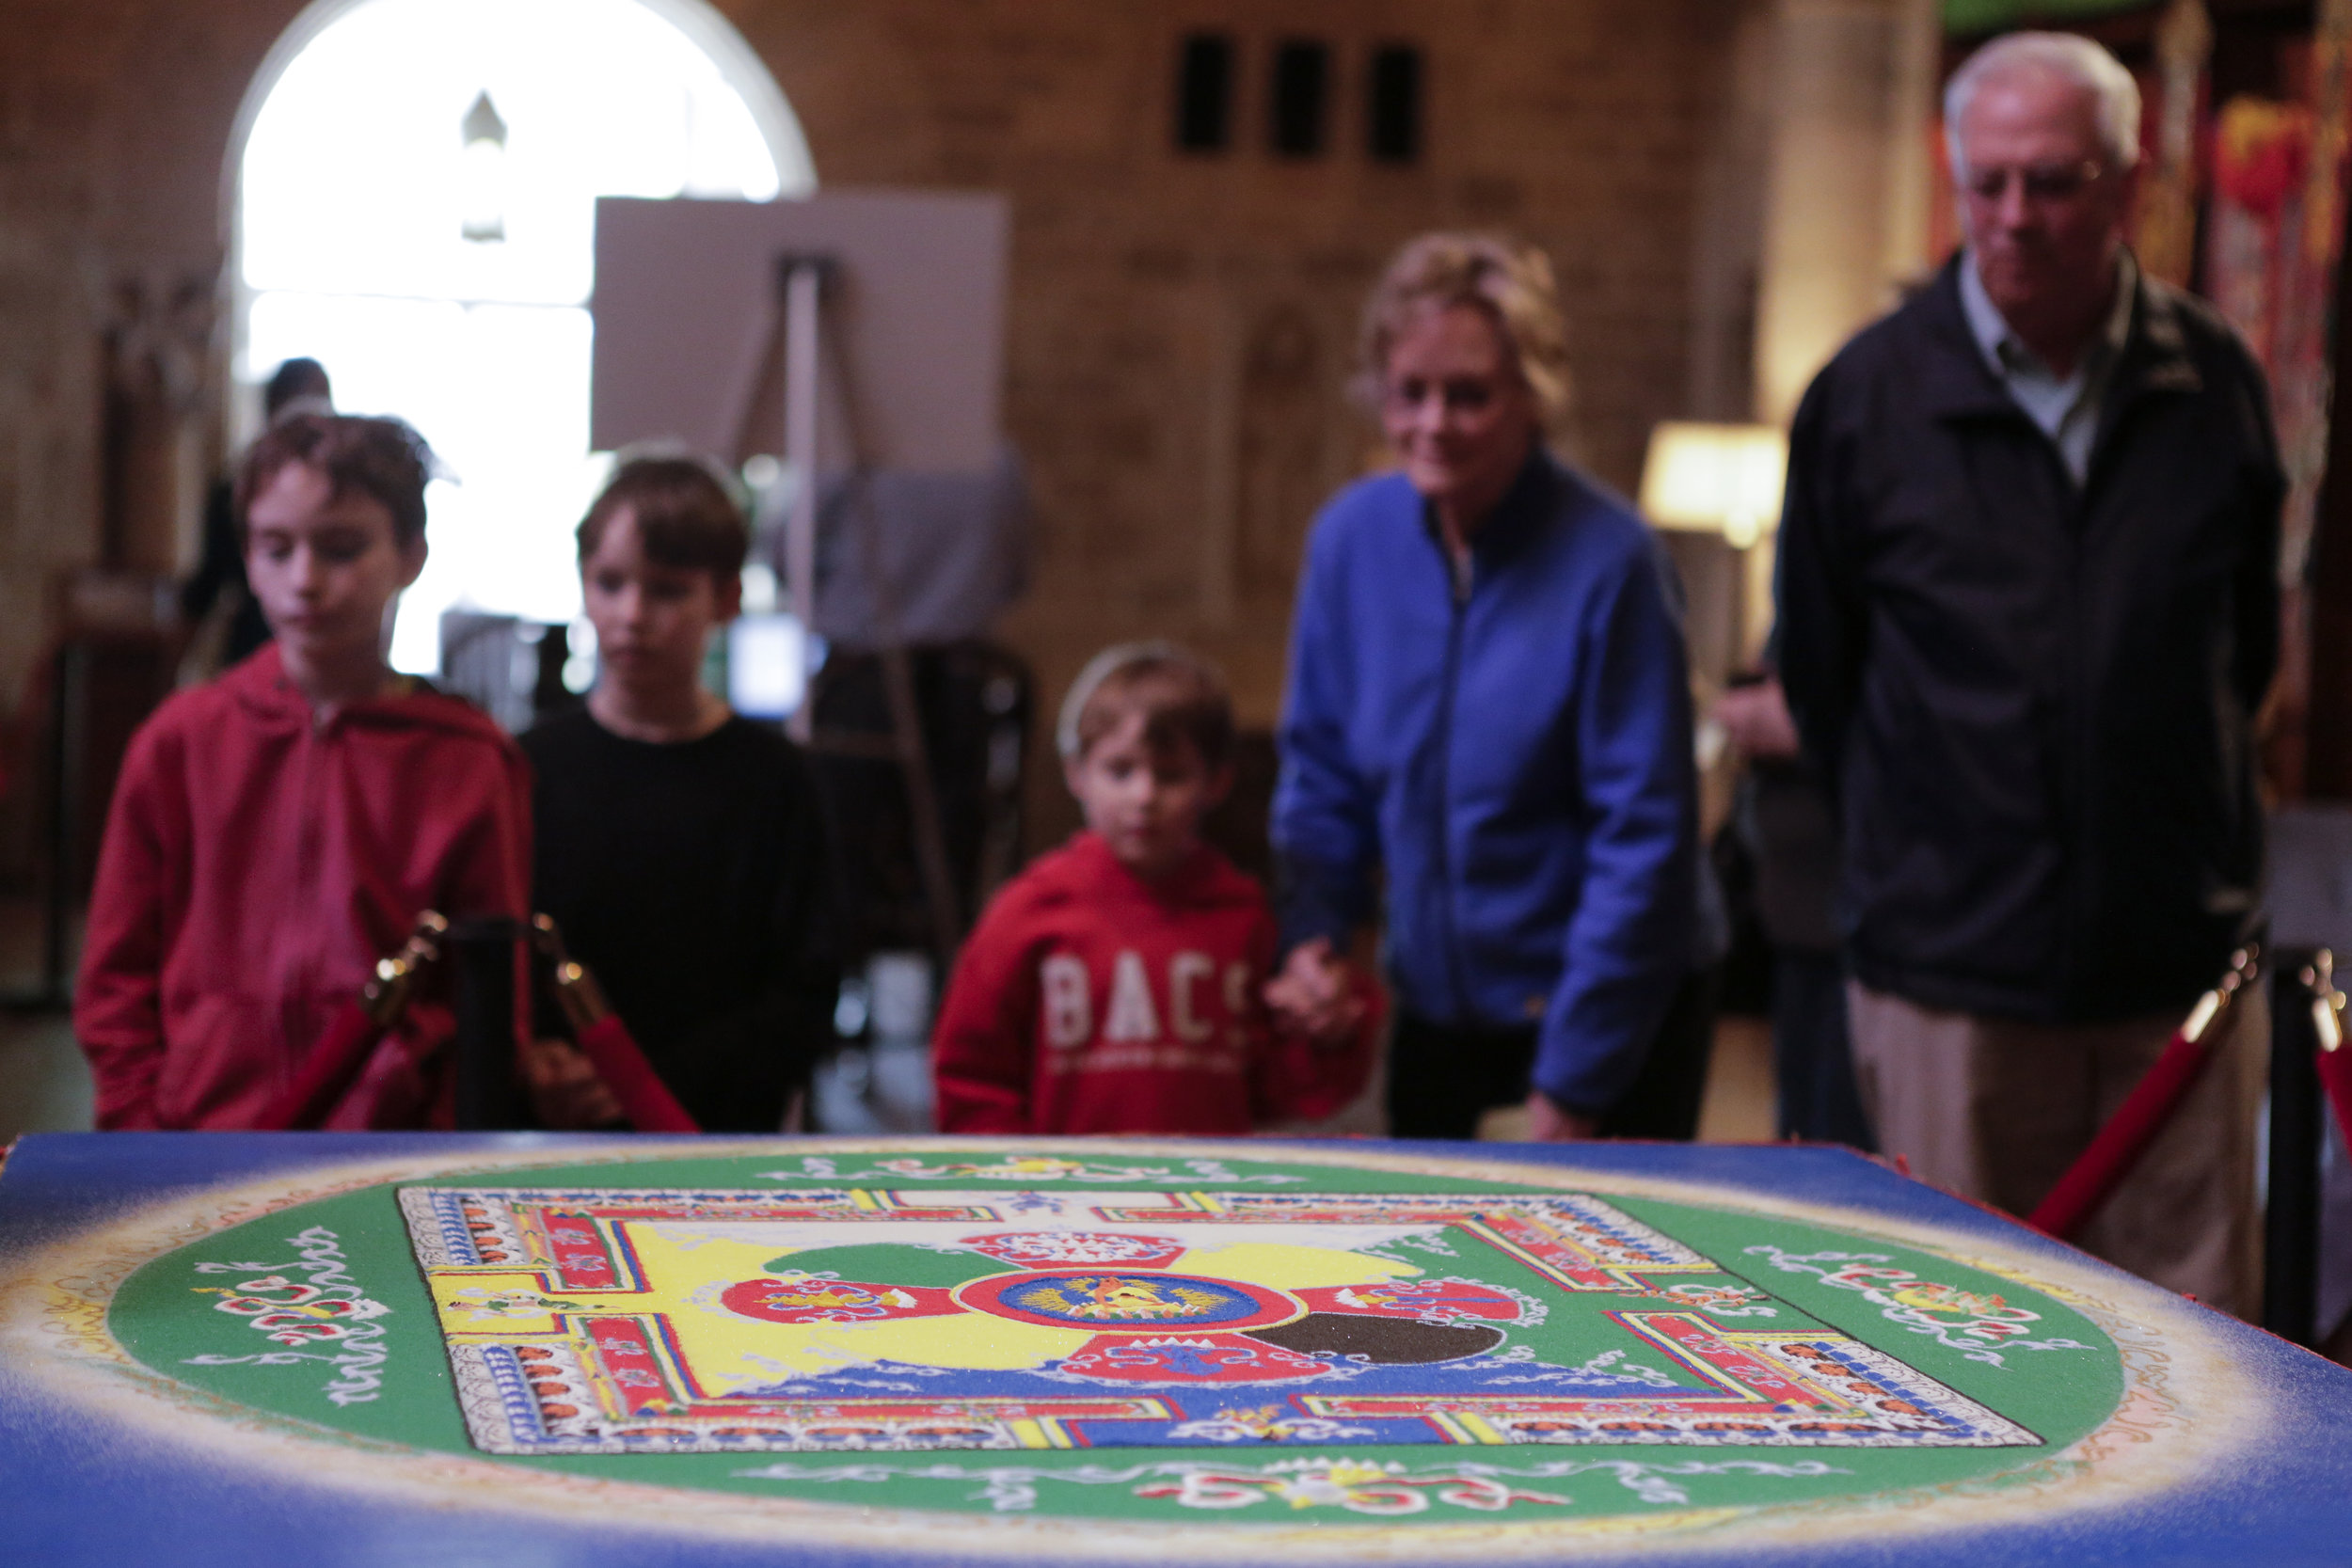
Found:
[1471,1012,1775,1144]
[1693,1014,1776,1143]
[0,1008,85,1142]
[0,895,88,1141]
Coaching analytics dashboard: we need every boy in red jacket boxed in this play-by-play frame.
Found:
[75,414,532,1130]
[933,643,1372,1134]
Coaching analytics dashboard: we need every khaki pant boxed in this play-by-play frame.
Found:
[1847,981,2265,1318]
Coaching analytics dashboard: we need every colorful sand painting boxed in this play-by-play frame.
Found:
[0,1136,2313,1564]
[398,1183,2042,1454]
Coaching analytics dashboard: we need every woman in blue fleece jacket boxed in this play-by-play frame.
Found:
[1266,232,1699,1142]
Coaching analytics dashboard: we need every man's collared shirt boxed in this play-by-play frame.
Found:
[1959,248,2137,485]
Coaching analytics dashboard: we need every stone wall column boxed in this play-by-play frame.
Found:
[1752,0,1940,428]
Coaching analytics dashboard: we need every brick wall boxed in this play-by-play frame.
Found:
[0,0,1740,863]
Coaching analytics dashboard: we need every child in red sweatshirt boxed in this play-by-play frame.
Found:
[932,643,1373,1134]
[75,414,532,1130]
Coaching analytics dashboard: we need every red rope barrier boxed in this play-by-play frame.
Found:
[253,912,447,1131]
[532,913,701,1133]
[572,1014,701,1133]
[253,1003,388,1131]
[2027,950,2255,1242]
[2305,956,2352,1155]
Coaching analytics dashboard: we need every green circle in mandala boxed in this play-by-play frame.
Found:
[91,1143,2166,1550]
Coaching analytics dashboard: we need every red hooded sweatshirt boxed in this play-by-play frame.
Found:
[931,832,1373,1135]
[75,644,532,1130]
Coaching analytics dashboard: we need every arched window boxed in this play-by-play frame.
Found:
[230,0,815,672]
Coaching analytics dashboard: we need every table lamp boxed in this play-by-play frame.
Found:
[1638,420,1788,548]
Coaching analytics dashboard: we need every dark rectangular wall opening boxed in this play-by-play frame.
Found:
[1269,39,1330,158]
[1174,34,1235,152]
[1367,44,1422,164]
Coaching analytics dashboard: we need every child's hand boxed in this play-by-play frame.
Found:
[1264,938,1366,1048]
[520,1037,625,1129]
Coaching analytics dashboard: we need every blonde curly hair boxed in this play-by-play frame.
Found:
[1355,232,1572,423]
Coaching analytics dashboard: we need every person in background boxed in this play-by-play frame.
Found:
[77,414,532,1129]
[1715,673,1872,1148]
[521,454,837,1132]
[932,643,1375,1135]
[1268,231,1699,1142]
[181,357,333,668]
[1775,33,2280,1312]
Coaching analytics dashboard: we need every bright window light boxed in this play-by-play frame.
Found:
[236,0,815,673]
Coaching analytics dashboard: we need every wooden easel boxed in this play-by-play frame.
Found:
[724,254,963,963]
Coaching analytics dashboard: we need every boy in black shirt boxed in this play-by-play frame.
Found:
[521,455,835,1132]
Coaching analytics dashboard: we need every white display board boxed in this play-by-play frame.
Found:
[590,190,1008,472]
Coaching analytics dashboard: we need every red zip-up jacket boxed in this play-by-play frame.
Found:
[932,832,1374,1134]
[74,644,532,1130]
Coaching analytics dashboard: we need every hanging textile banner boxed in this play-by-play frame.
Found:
[2136,0,2214,289]
[2206,98,2316,370]
[2275,0,2352,584]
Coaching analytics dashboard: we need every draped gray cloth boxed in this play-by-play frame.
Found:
[778,446,1027,650]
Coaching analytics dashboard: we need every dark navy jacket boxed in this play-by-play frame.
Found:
[1272,449,1698,1114]
[1777,257,2282,1022]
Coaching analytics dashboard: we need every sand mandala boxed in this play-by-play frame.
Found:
[396,1182,2044,1455]
[3,1138,2277,1560]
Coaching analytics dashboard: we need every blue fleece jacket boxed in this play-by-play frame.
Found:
[1271,448,1697,1114]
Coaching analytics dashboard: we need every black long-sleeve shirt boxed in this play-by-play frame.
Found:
[521,709,837,1131]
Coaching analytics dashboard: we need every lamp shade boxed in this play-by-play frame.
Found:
[1639,421,1788,547]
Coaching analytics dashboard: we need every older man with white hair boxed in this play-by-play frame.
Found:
[1775,31,2282,1313]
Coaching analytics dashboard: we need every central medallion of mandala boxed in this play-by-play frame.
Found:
[956,1270,1300,1330]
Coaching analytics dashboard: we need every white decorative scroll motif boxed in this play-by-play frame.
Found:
[731,1455,1847,1513]
[1744,1248,2092,1367]
[181,1226,389,1405]
[757,1155,1304,1185]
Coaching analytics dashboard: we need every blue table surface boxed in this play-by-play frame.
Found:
[3,1132,2348,1565]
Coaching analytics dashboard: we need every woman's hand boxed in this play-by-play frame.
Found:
[1264,937,1367,1047]
[520,1036,625,1129]
[1524,1089,1598,1142]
